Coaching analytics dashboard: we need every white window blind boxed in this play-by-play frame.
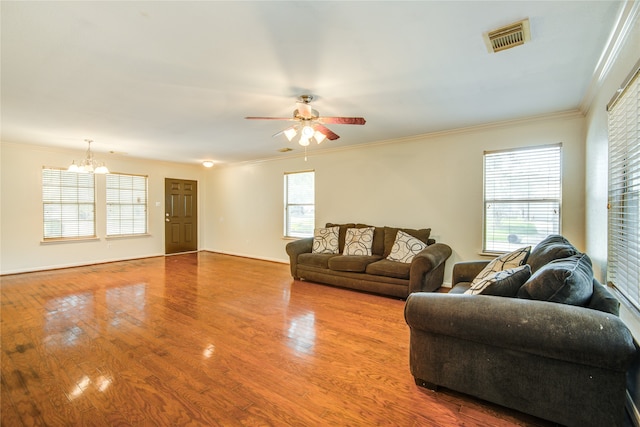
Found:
[106,173,148,236]
[42,168,96,239]
[483,145,562,252]
[608,65,640,309]
[285,171,314,238]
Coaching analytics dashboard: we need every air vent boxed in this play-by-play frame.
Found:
[483,18,530,53]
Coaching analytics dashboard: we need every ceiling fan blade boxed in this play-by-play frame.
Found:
[318,117,366,125]
[314,124,340,140]
[245,116,294,120]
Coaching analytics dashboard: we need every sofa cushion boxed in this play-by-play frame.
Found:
[326,223,356,253]
[343,227,375,255]
[470,246,531,286]
[298,253,336,269]
[366,259,411,279]
[465,264,531,296]
[312,226,340,254]
[387,230,427,263]
[383,227,431,257]
[355,224,385,256]
[329,255,383,273]
[517,253,594,306]
[528,234,579,273]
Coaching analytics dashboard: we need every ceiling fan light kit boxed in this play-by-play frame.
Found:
[246,94,366,148]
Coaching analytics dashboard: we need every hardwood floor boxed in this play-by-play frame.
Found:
[1,252,557,426]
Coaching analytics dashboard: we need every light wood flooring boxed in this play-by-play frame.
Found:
[1,252,558,426]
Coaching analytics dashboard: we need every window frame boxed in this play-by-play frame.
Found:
[42,167,96,241]
[482,144,562,253]
[105,172,149,237]
[284,170,315,238]
[607,61,640,311]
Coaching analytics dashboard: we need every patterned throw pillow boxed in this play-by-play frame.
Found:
[343,227,375,256]
[465,264,531,296]
[387,230,427,263]
[312,226,340,254]
[471,246,531,286]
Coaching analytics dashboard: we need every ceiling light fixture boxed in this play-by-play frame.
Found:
[282,124,328,147]
[68,139,109,174]
[202,161,214,168]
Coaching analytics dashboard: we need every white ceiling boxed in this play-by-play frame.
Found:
[0,1,627,165]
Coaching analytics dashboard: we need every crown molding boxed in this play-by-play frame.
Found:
[579,0,640,115]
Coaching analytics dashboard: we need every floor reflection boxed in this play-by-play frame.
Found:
[286,312,316,355]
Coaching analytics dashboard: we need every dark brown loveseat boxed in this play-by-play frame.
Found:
[286,223,452,299]
[404,235,636,427]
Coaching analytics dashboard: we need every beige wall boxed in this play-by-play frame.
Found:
[0,142,206,274]
[1,112,587,281]
[204,112,587,285]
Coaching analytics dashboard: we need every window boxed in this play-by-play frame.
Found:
[284,171,314,238]
[607,64,640,309]
[42,168,95,240]
[483,145,562,253]
[106,173,148,236]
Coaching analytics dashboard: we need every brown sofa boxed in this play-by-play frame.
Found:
[285,223,452,298]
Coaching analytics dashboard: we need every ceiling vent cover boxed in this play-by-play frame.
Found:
[483,18,530,53]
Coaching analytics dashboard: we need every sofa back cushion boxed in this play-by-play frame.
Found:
[587,280,620,315]
[528,234,579,273]
[517,253,594,306]
[383,227,431,258]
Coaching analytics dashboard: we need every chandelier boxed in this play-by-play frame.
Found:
[68,139,109,174]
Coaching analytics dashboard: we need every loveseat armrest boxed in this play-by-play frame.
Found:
[451,260,490,286]
[408,243,452,293]
[404,293,636,370]
[285,237,313,278]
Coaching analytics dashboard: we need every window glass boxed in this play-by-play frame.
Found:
[42,168,96,239]
[285,171,314,238]
[106,173,148,236]
[483,145,562,252]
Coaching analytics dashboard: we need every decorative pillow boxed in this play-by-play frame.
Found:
[470,246,531,286]
[465,264,531,296]
[387,230,427,263]
[312,226,340,254]
[517,253,594,306]
[527,235,579,273]
[343,227,375,256]
[383,227,431,257]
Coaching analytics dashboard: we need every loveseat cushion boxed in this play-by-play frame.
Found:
[517,253,594,306]
[328,255,383,273]
[366,259,411,279]
[528,234,579,273]
[383,227,431,257]
[298,253,336,269]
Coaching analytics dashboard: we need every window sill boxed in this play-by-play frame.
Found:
[41,237,100,245]
[106,233,151,240]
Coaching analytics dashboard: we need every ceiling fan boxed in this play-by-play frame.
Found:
[245,95,366,146]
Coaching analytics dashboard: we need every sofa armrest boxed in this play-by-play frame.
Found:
[451,260,490,286]
[285,237,313,278]
[404,293,636,370]
[408,243,452,293]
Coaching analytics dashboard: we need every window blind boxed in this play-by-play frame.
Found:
[106,173,148,236]
[608,66,640,309]
[483,145,562,252]
[42,168,96,239]
[285,171,315,238]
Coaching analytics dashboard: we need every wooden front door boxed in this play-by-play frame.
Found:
[165,178,197,254]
